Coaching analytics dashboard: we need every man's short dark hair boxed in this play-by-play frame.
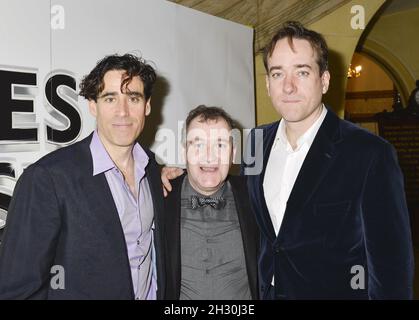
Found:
[185,105,237,132]
[263,21,329,75]
[183,105,238,146]
[79,53,156,102]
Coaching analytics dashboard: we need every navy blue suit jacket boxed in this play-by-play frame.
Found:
[0,133,166,299]
[242,109,414,299]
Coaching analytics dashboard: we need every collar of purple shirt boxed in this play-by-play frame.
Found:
[89,130,149,177]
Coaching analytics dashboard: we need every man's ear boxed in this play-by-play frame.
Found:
[88,100,97,117]
[265,74,271,97]
[145,98,151,116]
[321,70,331,94]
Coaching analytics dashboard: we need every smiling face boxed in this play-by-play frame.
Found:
[185,117,234,196]
[266,38,330,129]
[88,69,150,152]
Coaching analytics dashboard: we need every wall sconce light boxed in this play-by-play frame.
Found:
[347,64,362,78]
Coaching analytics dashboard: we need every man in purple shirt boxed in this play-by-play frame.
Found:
[0,54,166,299]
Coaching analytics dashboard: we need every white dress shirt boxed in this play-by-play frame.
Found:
[263,105,327,285]
[264,105,328,235]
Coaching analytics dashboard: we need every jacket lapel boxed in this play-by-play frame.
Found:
[78,136,135,298]
[280,110,342,234]
[164,174,184,299]
[229,175,259,299]
[143,150,166,300]
[81,173,128,243]
[257,122,280,242]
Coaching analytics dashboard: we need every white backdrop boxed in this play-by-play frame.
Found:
[0,0,254,231]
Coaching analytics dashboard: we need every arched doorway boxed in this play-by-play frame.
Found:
[345,2,419,299]
[344,51,399,134]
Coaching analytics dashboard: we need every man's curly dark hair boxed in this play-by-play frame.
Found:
[79,53,156,102]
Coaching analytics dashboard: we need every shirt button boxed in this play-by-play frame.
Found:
[206,269,210,275]
[137,240,140,245]
[138,265,141,270]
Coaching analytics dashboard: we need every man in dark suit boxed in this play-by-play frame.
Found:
[242,21,414,299]
[164,105,258,300]
[0,54,166,299]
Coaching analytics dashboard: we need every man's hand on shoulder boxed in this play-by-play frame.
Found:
[161,166,184,197]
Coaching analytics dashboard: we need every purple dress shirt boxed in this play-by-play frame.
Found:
[90,131,156,300]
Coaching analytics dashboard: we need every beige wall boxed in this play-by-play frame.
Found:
[255,0,385,125]
[254,52,280,125]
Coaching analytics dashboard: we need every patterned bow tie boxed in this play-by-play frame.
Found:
[190,195,226,210]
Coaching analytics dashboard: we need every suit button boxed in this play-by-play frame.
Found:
[275,246,284,253]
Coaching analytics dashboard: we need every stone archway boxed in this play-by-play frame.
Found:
[360,39,414,106]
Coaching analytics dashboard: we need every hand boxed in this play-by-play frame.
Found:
[161,166,184,197]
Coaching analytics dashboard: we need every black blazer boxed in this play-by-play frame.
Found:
[163,174,259,299]
[243,108,414,299]
[0,133,166,299]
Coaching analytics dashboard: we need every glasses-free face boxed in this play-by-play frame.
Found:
[266,38,330,129]
[88,69,151,153]
[185,117,235,196]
